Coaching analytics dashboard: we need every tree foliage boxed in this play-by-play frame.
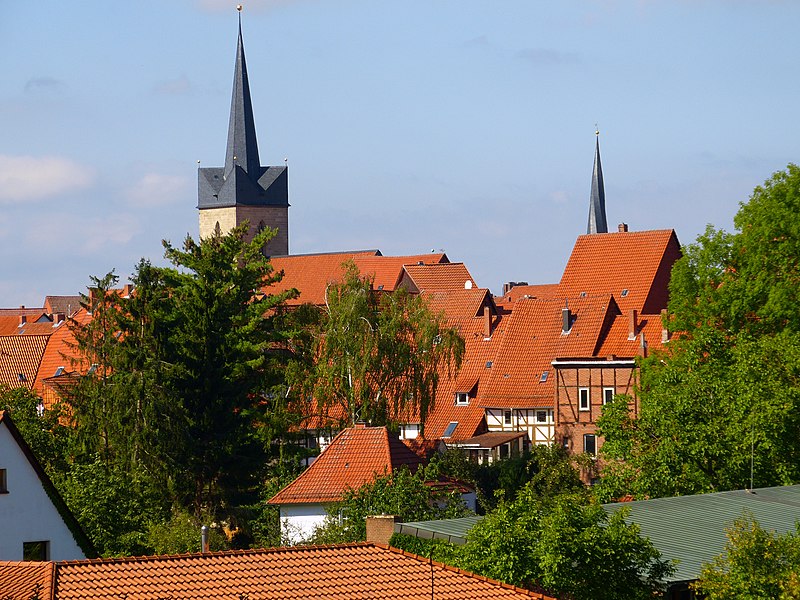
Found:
[452,488,674,600]
[598,165,800,499]
[694,514,800,600]
[286,263,464,429]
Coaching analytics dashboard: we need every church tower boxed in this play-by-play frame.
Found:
[198,11,289,255]
[586,130,608,234]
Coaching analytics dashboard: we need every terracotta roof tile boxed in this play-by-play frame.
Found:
[0,334,50,389]
[268,426,425,505]
[401,262,477,293]
[558,229,680,314]
[422,288,493,321]
[0,561,55,600]
[499,283,560,305]
[15,544,554,599]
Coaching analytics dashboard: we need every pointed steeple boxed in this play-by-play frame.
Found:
[224,12,260,180]
[587,130,608,234]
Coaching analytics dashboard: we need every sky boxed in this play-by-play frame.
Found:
[1,0,798,307]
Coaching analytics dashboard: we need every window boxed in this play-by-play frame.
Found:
[54,366,65,377]
[0,469,7,493]
[603,387,615,405]
[621,289,629,297]
[23,541,49,561]
[539,371,548,383]
[536,410,548,423]
[579,388,590,411]
[583,434,597,456]
[455,392,469,405]
[442,422,458,438]
[485,361,493,369]
[503,410,512,425]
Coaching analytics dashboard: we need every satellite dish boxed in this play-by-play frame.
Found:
[465,280,473,290]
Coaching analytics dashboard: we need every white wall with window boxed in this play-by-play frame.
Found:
[485,408,554,445]
[0,418,86,561]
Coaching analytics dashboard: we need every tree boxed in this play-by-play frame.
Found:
[453,488,674,600]
[286,263,464,429]
[308,466,471,545]
[693,514,800,600]
[597,165,800,499]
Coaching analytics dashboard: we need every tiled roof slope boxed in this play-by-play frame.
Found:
[0,561,55,600]
[500,283,560,305]
[43,296,82,316]
[400,262,477,293]
[479,296,616,408]
[423,288,493,322]
[0,544,555,600]
[0,334,49,389]
[269,426,425,505]
[268,251,448,306]
[0,315,57,336]
[558,229,681,315]
[35,309,92,409]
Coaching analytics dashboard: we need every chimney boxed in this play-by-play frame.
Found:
[18,315,27,327]
[52,313,65,327]
[628,309,638,340]
[366,515,401,545]
[483,305,492,338]
[201,525,209,553]
[661,308,670,343]
[121,284,133,298]
[618,223,629,233]
[639,332,648,358]
[562,307,572,333]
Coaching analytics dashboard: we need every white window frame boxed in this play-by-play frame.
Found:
[579,388,590,411]
[603,387,615,405]
[455,392,469,406]
[536,410,548,423]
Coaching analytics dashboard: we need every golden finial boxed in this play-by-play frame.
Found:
[595,123,599,136]
[237,4,243,12]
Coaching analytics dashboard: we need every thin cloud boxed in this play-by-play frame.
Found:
[516,47,581,66]
[125,173,191,207]
[0,155,94,203]
[24,77,67,94]
[153,75,193,96]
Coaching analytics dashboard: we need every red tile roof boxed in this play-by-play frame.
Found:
[401,262,477,293]
[268,252,448,306]
[0,561,54,600]
[269,426,425,505]
[0,334,49,389]
[0,544,555,599]
[423,288,493,321]
[558,229,680,315]
[500,283,561,305]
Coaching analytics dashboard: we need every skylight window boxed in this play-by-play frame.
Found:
[485,361,493,369]
[442,422,458,438]
[53,366,65,377]
[621,289,629,297]
[540,371,548,383]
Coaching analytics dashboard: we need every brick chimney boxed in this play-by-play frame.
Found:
[483,305,493,338]
[52,313,65,327]
[18,315,27,326]
[618,223,629,233]
[628,309,638,340]
[661,308,670,343]
[366,515,401,545]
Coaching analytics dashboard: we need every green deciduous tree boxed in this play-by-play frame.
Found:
[693,514,800,600]
[286,263,464,429]
[597,165,800,499]
[309,466,471,545]
[453,488,673,600]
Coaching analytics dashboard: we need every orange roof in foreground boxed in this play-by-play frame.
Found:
[0,544,555,600]
[558,229,680,315]
[268,251,448,305]
[269,426,425,505]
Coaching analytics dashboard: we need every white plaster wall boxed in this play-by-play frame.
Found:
[0,423,86,561]
[279,503,329,545]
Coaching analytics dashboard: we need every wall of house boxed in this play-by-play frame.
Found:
[554,365,637,456]
[0,424,86,561]
[485,408,554,445]
[279,503,329,545]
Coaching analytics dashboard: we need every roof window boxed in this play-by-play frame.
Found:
[540,371,548,383]
[485,361,493,369]
[54,366,65,377]
[442,422,458,438]
[621,289,629,297]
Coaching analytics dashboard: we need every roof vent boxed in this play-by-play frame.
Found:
[201,525,209,554]
[465,280,473,290]
[618,223,629,233]
[562,307,572,334]
[17,373,26,382]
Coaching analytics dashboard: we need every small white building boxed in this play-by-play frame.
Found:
[0,411,93,561]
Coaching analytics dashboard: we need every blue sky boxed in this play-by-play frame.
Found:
[1,0,798,307]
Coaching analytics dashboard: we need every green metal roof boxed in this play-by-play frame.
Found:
[395,484,800,584]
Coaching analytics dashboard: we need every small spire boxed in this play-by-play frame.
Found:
[587,129,608,234]
[224,8,260,180]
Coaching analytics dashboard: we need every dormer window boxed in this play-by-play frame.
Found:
[455,392,469,406]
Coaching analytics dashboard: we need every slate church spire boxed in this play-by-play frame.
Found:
[198,7,290,256]
[587,130,608,235]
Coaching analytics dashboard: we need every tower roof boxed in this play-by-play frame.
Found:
[587,132,608,234]
[225,16,260,179]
